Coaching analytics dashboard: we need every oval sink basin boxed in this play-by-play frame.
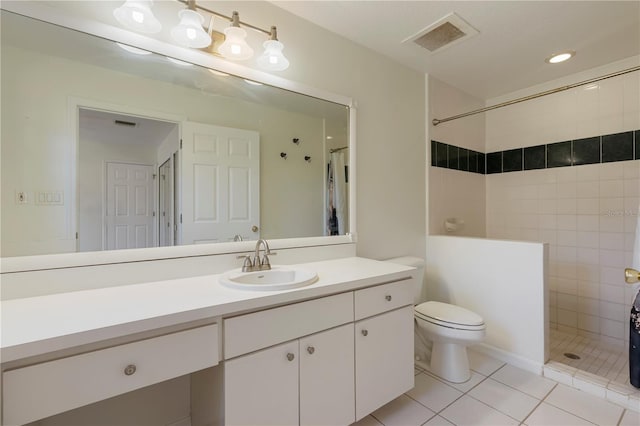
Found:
[219,266,318,291]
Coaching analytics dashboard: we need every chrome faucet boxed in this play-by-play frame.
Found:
[238,239,276,272]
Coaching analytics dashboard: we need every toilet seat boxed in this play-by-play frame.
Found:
[415,301,485,331]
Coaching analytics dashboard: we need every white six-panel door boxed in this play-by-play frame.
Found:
[180,122,260,244]
[105,162,155,250]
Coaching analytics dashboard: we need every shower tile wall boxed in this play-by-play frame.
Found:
[485,63,640,347]
[486,162,639,346]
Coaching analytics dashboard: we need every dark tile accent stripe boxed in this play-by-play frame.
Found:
[448,145,459,170]
[524,145,546,170]
[547,141,572,168]
[430,140,485,175]
[602,131,633,163]
[572,137,600,165]
[430,129,639,176]
[486,152,502,174]
[503,148,523,172]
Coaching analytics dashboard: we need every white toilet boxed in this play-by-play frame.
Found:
[387,257,486,383]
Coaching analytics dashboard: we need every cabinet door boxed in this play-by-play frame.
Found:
[355,306,414,420]
[299,323,355,425]
[225,340,298,425]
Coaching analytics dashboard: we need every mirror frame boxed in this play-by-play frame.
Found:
[0,1,357,273]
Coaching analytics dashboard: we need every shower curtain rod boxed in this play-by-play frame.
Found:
[432,65,640,126]
[330,146,348,153]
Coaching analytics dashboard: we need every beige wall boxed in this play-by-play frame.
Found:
[428,76,486,237]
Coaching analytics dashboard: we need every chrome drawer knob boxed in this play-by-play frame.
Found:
[124,364,137,376]
[361,329,368,336]
[287,353,295,362]
[307,346,315,355]
[385,295,392,301]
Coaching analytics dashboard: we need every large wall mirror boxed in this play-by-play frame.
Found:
[0,8,352,263]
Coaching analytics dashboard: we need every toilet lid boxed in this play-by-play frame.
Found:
[415,301,484,327]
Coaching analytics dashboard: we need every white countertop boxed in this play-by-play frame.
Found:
[1,257,414,363]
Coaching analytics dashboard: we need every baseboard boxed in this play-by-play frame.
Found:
[473,343,544,375]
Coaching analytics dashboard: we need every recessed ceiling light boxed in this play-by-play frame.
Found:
[116,43,152,55]
[545,50,575,64]
[244,79,263,86]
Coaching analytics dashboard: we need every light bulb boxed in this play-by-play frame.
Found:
[113,0,161,34]
[257,39,289,71]
[218,26,253,60]
[171,9,211,48]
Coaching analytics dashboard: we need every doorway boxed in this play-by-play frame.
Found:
[77,107,179,252]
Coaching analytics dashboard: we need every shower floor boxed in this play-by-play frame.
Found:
[549,328,633,386]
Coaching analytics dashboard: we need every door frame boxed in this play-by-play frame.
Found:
[70,97,185,252]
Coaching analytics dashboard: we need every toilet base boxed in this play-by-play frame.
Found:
[430,342,471,383]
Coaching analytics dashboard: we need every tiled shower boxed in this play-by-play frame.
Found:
[428,57,640,386]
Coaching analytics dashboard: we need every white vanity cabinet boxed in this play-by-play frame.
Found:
[222,279,414,425]
[223,293,355,425]
[2,324,220,426]
[354,281,415,420]
[224,324,355,426]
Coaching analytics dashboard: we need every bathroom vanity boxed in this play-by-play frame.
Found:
[0,257,415,425]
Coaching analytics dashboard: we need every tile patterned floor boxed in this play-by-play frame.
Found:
[352,350,640,426]
[548,329,629,385]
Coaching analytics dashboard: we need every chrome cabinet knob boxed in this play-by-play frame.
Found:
[286,353,295,362]
[307,346,315,355]
[385,295,392,301]
[124,364,137,376]
[251,225,259,232]
[361,329,368,336]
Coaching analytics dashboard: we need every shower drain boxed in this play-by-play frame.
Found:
[564,352,581,360]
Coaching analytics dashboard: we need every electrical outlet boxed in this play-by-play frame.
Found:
[16,191,27,204]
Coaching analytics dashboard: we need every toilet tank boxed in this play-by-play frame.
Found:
[385,256,425,304]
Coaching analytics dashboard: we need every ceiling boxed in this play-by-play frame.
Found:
[271,1,640,100]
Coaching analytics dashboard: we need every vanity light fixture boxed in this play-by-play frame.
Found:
[256,27,289,71]
[218,11,254,61]
[112,0,290,71]
[113,0,162,34]
[545,50,575,64]
[171,1,211,48]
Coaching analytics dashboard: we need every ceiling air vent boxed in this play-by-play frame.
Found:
[403,12,479,54]
[114,119,137,127]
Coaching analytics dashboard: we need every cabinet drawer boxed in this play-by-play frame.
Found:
[224,292,353,359]
[3,324,219,426]
[354,279,413,320]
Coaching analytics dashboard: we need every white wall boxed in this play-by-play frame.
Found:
[425,236,548,372]
[485,56,640,347]
[428,76,486,237]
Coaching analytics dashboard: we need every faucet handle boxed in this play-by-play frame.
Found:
[237,255,253,272]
